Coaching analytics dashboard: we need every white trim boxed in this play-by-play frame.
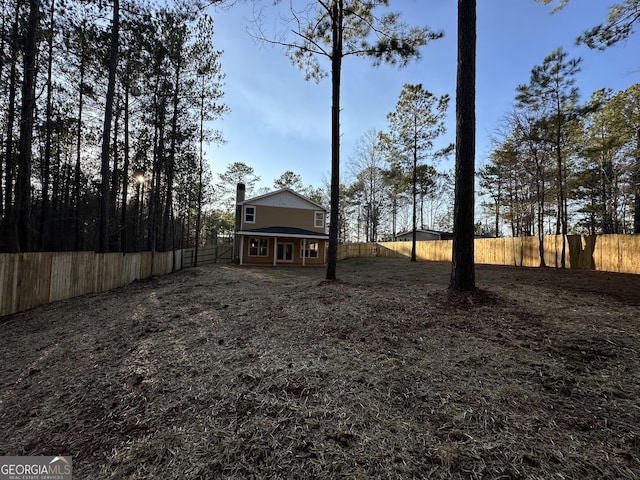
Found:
[243,205,256,224]
[302,239,306,266]
[273,237,277,266]
[314,211,325,228]
[237,230,328,240]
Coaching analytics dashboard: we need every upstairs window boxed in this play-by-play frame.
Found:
[314,211,325,228]
[244,205,256,223]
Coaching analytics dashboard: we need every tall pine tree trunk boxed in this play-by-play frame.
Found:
[634,127,640,233]
[195,75,206,266]
[110,95,119,250]
[555,94,567,268]
[121,77,130,252]
[40,0,54,251]
[99,0,119,252]
[0,0,6,221]
[149,75,166,258]
[326,0,343,281]
[536,157,546,267]
[450,0,476,291]
[74,46,85,251]
[15,0,40,252]
[2,5,21,251]
[148,74,160,252]
[411,143,417,262]
[164,66,181,252]
[62,161,72,249]
[51,138,60,248]
[392,198,397,240]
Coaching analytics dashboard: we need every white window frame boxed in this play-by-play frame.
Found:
[314,211,325,228]
[248,237,268,256]
[301,240,319,258]
[244,205,256,224]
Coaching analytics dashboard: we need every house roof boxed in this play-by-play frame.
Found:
[239,188,328,212]
[237,226,329,240]
[395,229,453,237]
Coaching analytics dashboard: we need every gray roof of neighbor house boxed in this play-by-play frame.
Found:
[237,226,329,239]
[395,229,453,238]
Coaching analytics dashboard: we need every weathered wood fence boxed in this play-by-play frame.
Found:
[0,251,181,317]
[4,235,637,317]
[0,246,233,317]
[337,234,640,275]
[182,245,232,268]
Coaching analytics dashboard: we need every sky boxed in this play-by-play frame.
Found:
[206,0,639,194]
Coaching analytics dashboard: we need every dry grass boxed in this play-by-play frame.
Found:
[1,258,639,479]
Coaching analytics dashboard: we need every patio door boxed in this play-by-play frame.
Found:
[277,243,294,262]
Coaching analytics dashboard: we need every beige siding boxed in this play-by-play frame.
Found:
[241,205,326,234]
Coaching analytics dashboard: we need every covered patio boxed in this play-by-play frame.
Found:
[236,227,328,266]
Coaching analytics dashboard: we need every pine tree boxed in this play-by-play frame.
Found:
[15,0,40,252]
[382,84,451,261]
[450,0,477,291]
[516,47,581,268]
[98,0,119,253]
[254,0,442,280]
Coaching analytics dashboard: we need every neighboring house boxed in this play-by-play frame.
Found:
[395,229,454,242]
[233,184,329,266]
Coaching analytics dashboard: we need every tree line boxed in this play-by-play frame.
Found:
[258,46,636,257]
[0,0,227,253]
[2,0,636,290]
[478,47,640,269]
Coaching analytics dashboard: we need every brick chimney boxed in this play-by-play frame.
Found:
[235,183,245,231]
[236,182,245,204]
[233,183,245,261]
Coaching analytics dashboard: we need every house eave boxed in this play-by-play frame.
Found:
[237,230,329,240]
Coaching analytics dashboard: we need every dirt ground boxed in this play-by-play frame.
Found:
[1,258,639,479]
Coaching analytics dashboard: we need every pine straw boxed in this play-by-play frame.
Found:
[1,258,639,479]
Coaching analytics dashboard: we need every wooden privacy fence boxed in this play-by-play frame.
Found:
[0,250,181,317]
[337,234,640,275]
[182,245,232,268]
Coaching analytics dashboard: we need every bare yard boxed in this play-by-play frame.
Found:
[1,258,639,479]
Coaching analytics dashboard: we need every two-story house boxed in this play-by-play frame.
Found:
[233,183,329,266]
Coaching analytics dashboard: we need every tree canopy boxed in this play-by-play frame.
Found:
[537,0,640,49]
[0,0,228,253]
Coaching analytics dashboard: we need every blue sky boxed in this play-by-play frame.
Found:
[207,0,638,193]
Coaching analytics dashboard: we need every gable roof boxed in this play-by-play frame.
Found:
[239,188,328,212]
